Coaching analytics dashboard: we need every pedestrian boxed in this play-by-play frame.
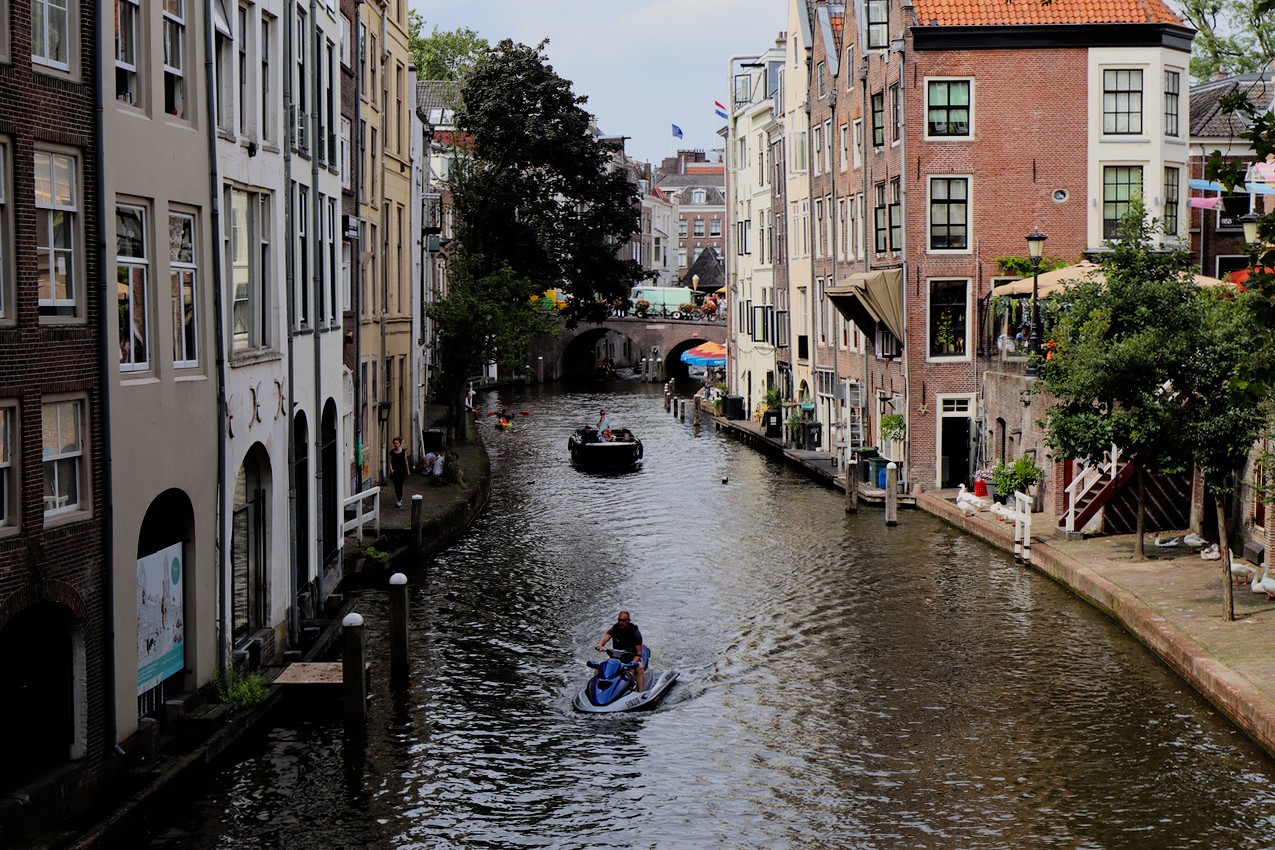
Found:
[389,436,408,507]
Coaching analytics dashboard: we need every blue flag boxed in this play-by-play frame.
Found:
[672,124,684,139]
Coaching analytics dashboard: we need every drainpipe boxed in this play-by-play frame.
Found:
[893,18,911,488]
[204,0,230,674]
[379,5,389,482]
[283,0,298,646]
[309,0,323,633]
[93,0,118,751]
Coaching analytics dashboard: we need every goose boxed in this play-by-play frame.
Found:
[958,500,978,517]
[1183,532,1207,548]
[991,502,1016,523]
[1153,533,1180,547]
[956,483,991,513]
[1200,543,1222,561]
[1231,551,1258,586]
[1250,562,1275,598]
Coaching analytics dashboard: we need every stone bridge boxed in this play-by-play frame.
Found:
[527,315,727,382]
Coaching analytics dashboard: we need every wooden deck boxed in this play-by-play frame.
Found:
[274,662,366,686]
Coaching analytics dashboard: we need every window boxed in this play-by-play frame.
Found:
[228,187,271,351]
[340,117,351,188]
[866,0,889,49]
[116,205,150,371]
[238,5,248,134]
[874,183,887,254]
[1103,165,1142,238]
[0,404,15,529]
[32,0,70,68]
[171,212,199,367]
[0,140,8,322]
[890,83,901,141]
[709,218,722,237]
[889,178,901,252]
[213,1,232,131]
[164,0,187,118]
[691,188,707,204]
[1156,166,1179,239]
[871,92,885,147]
[231,451,267,640]
[839,124,849,170]
[1103,69,1142,135]
[791,130,807,172]
[341,14,351,67]
[852,120,862,167]
[929,177,968,250]
[678,220,687,238]
[817,60,826,98]
[812,124,822,175]
[1164,70,1180,137]
[823,119,832,172]
[261,15,274,143]
[0,0,9,63]
[693,218,705,238]
[927,80,970,137]
[929,279,968,358]
[42,398,84,516]
[678,247,687,268]
[115,0,141,104]
[294,9,308,152]
[296,184,308,327]
[35,149,79,318]
[815,199,824,257]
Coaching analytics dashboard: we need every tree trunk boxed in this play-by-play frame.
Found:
[1132,470,1147,561]
[1217,492,1235,622]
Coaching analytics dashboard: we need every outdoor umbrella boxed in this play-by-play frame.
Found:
[680,341,726,367]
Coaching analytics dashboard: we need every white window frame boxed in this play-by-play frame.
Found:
[341,14,351,67]
[839,123,849,171]
[261,14,275,144]
[709,218,722,237]
[171,211,200,368]
[115,0,141,105]
[164,0,188,119]
[42,397,86,517]
[928,175,970,253]
[924,78,972,140]
[0,402,16,531]
[116,203,151,372]
[927,278,971,361]
[32,0,71,70]
[0,139,10,323]
[228,186,272,352]
[691,188,707,205]
[0,0,10,64]
[35,148,80,319]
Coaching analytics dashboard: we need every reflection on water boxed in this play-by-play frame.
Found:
[141,381,1275,850]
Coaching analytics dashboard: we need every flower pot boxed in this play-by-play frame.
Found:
[973,480,988,498]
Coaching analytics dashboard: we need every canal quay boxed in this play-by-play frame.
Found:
[78,382,1275,850]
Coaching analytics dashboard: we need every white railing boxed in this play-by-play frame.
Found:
[343,486,381,542]
[1061,442,1123,532]
[1014,490,1034,562]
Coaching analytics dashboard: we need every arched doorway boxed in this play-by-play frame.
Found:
[0,602,82,791]
[232,444,271,644]
[136,489,196,718]
[321,399,340,570]
[293,412,310,593]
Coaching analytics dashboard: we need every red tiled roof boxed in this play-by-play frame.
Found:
[913,0,1183,27]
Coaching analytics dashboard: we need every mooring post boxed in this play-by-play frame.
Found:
[885,462,898,526]
[845,455,858,514]
[693,397,701,434]
[664,384,670,412]
[388,573,409,684]
[410,494,423,555]
[342,612,367,729]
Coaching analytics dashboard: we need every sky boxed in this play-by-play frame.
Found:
[410,0,786,166]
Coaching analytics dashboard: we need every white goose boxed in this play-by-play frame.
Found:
[1231,551,1258,587]
[1153,533,1180,547]
[990,502,1016,523]
[1200,543,1222,561]
[1183,532,1207,548]
[956,483,991,513]
[1250,562,1275,599]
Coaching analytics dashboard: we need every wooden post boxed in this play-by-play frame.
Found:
[885,462,898,525]
[845,455,858,514]
[341,612,367,730]
[693,397,701,434]
[388,573,409,685]
[410,494,423,554]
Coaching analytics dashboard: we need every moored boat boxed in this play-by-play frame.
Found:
[567,427,643,470]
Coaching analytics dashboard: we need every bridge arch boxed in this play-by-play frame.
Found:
[528,316,727,382]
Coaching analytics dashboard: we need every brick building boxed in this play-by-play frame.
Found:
[0,0,110,823]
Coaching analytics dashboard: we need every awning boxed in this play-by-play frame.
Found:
[993,261,1233,299]
[826,269,904,340]
[1188,178,1275,195]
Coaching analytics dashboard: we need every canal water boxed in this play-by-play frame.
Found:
[142,381,1275,850]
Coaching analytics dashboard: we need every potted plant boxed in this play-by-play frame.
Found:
[990,457,1044,503]
[634,299,651,317]
[785,409,804,446]
[762,388,782,410]
[880,413,906,457]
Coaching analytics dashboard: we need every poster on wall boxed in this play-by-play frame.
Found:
[137,541,185,695]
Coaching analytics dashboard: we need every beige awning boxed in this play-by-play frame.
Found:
[993,261,1232,298]
[827,268,904,341]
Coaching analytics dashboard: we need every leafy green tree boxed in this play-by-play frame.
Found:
[1171,0,1275,80]
[408,10,487,81]
[429,39,645,439]
[1036,203,1200,560]
[1178,287,1267,620]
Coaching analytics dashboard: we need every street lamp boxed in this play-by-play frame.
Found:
[1025,229,1048,377]
[1241,211,1261,245]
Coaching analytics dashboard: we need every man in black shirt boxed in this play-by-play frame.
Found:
[595,611,644,692]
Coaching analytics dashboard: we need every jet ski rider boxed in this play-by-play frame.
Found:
[595,611,644,692]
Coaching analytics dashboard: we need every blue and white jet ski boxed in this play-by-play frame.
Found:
[572,646,678,713]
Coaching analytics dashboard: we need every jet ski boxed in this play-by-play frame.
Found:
[572,646,678,713]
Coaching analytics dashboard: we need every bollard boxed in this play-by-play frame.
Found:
[410,494,423,555]
[693,397,701,434]
[680,399,686,422]
[885,462,898,526]
[342,612,367,729]
[664,388,670,412]
[388,573,409,685]
[845,456,858,514]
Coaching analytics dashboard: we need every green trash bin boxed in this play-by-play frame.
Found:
[868,457,887,488]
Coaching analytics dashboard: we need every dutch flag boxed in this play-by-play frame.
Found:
[714,100,728,119]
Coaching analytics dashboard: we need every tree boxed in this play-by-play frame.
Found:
[1169,0,1275,80]
[428,39,645,440]
[1178,287,1267,620]
[1036,203,1200,560]
[407,10,487,81]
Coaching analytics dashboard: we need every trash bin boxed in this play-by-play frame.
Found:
[762,409,783,438]
[855,448,878,483]
[868,457,887,488]
[723,395,745,420]
[422,428,444,453]
[802,422,822,449]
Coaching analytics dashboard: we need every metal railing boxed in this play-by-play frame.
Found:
[343,486,381,542]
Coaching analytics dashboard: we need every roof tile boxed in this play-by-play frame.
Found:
[913,0,1183,27]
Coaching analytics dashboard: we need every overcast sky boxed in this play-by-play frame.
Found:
[411,0,786,166]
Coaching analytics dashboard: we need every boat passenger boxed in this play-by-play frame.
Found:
[596,409,610,431]
[601,427,615,442]
[595,611,644,692]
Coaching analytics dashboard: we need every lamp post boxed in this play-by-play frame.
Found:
[377,401,392,478]
[1025,229,1048,377]
[1241,211,1261,246]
